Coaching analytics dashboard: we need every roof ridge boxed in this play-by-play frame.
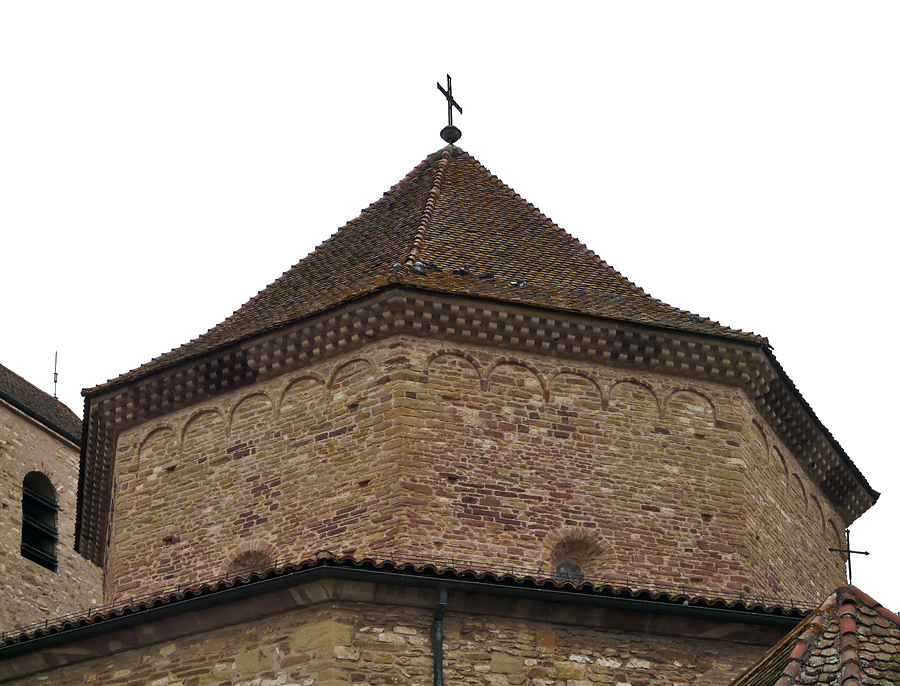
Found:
[836,586,863,686]
[728,590,835,686]
[850,585,900,625]
[406,146,452,266]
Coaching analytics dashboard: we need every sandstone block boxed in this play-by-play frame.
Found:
[491,652,524,674]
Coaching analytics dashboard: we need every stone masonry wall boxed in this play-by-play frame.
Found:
[106,343,411,602]
[105,335,845,605]
[398,339,846,603]
[4,595,775,686]
[742,417,848,602]
[0,401,103,632]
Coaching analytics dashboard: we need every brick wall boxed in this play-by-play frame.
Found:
[105,335,845,605]
[0,400,103,631]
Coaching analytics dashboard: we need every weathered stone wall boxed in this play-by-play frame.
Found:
[106,345,409,601]
[105,335,845,605]
[2,595,777,686]
[403,341,847,602]
[742,416,848,601]
[395,339,845,603]
[0,400,103,632]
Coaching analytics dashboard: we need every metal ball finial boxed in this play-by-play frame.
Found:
[440,125,462,145]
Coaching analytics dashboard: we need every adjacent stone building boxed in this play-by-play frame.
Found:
[0,143,883,685]
[0,363,102,631]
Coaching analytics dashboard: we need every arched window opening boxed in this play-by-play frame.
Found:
[21,472,59,571]
[554,560,585,585]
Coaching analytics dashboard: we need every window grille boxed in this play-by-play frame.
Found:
[21,473,59,572]
[555,560,585,585]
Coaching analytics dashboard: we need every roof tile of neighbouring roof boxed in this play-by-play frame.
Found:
[0,362,81,443]
[1,554,804,648]
[729,585,900,686]
[88,146,763,395]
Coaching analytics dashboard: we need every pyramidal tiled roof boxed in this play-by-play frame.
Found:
[730,586,900,686]
[91,146,763,394]
[0,362,81,443]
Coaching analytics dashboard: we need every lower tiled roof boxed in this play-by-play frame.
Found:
[1,553,806,649]
[730,585,900,686]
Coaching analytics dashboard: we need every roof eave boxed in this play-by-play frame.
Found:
[0,558,802,676]
[0,391,81,446]
[76,286,876,565]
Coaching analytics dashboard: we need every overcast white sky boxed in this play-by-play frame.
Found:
[2,3,897,611]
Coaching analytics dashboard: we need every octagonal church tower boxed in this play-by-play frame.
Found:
[78,145,876,608]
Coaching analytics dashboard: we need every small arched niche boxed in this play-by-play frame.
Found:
[546,529,605,586]
[21,472,59,571]
[224,547,276,577]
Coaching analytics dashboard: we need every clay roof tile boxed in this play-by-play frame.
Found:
[729,586,900,686]
[0,362,81,443]
[87,146,762,396]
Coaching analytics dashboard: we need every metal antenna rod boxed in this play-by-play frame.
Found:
[53,351,58,399]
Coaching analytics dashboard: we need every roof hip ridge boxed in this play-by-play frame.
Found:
[836,586,863,686]
[405,146,453,266]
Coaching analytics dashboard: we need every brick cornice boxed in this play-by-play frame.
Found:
[76,286,877,565]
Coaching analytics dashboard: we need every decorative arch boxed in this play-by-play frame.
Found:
[485,358,545,400]
[21,471,58,571]
[424,349,483,388]
[609,379,661,416]
[279,374,325,417]
[828,521,845,551]
[424,351,482,403]
[228,392,274,438]
[548,370,602,404]
[327,358,377,393]
[790,474,808,513]
[138,425,177,455]
[663,388,716,426]
[137,425,178,471]
[180,408,226,451]
[751,419,770,465]
[810,495,826,533]
[425,349,483,378]
[773,447,789,476]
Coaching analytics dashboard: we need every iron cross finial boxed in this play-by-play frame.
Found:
[437,74,462,126]
[437,75,463,145]
[828,528,870,585]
